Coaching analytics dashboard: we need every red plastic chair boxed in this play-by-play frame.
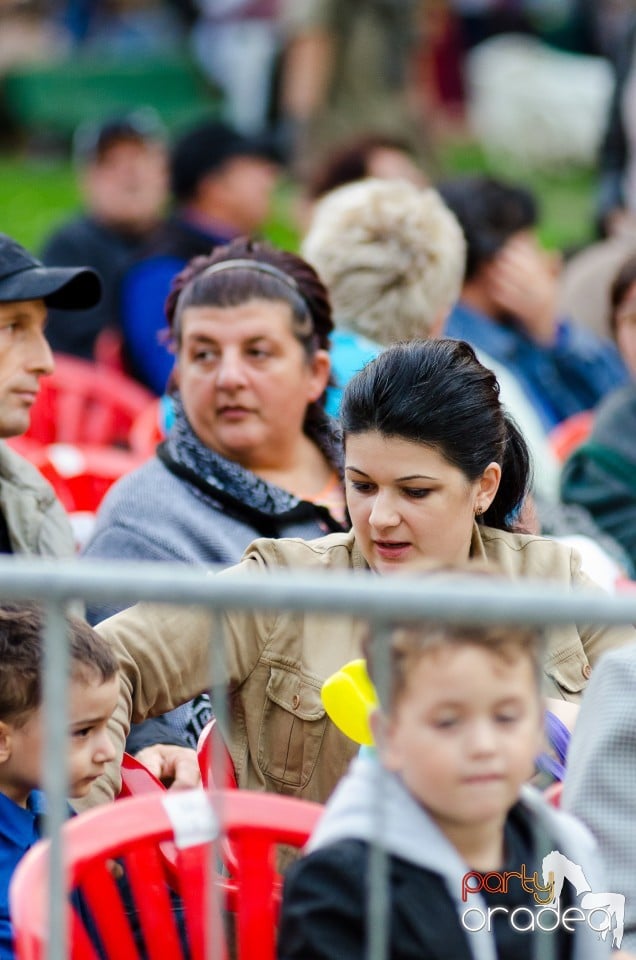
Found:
[4,441,145,514]
[197,719,238,791]
[128,398,167,459]
[547,410,594,463]
[10,788,323,960]
[119,752,167,799]
[196,721,239,874]
[25,353,154,448]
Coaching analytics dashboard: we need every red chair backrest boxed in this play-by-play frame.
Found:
[118,752,167,799]
[10,789,322,960]
[197,719,238,791]
[26,354,154,448]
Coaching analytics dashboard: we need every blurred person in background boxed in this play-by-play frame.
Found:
[189,0,283,138]
[278,0,429,177]
[119,117,280,395]
[306,131,429,201]
[556,3,636,341]
[439,175,629,433]
[595,5,636,239]
[295,130,429,231]
[40,112,168,362]
[561,253,636,578]
[57,0,190,52]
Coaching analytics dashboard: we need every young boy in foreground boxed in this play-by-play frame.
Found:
[0,602,119,960]
[278,622,617,960]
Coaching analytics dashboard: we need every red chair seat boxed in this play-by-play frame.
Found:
[10,788,323,960]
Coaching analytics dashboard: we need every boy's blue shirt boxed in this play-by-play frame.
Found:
[0,789,47,960]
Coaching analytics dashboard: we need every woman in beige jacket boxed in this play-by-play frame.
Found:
[94,339,634,805]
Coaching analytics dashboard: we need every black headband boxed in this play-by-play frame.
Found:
[173,257,314,339]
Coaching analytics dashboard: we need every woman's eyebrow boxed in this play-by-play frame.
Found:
[345,467,437,481]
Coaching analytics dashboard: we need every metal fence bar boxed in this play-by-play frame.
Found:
[366,622,392,960]
[0,556,635,624]
[42,602,70,960]
[208,610,227,960]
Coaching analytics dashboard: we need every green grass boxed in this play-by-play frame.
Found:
[0,156,80,252]
[436,137,597,253]
[0,138,597,256]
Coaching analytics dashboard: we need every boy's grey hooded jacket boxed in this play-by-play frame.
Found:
[288,753,614,960]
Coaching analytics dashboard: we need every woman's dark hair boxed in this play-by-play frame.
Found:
[609,253,636,337]
[165,236,334,435]
[307,133,418,201]
[165,236,333,355]
[340,339,532,531]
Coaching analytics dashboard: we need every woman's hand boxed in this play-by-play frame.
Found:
[134,744,201,790]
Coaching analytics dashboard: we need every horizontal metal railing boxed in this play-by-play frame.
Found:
[3,554,634,960]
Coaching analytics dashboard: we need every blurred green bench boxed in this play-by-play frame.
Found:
[2,53,223,141]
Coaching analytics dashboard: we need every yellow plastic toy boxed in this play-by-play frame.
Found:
[320,658,379,746]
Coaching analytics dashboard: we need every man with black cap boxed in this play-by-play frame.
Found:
[41,112,168,362]
[120,116,280,395]
[0,233,101,557]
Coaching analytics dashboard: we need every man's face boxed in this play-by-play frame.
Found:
[84,138,168,233]
[0,299,53,438]
[202,156,279,234]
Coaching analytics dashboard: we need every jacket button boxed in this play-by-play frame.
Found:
[582,663,592,679]
[292,694,300,709]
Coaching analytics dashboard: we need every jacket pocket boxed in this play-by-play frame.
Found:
[544,654,590,701]
[257,666,327,790]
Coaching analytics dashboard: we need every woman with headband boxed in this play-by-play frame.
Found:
[82,237,346,759]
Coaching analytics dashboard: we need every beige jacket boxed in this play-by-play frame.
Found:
[94,525,634,805]
[0,442,74,557]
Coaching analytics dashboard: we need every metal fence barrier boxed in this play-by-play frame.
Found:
[2,554,635,960]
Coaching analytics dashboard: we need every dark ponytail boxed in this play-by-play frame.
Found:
[482,414,532,530]
[340,339,532,532]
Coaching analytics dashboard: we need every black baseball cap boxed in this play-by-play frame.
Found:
[0,235,101,310]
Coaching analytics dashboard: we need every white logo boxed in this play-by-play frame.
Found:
[461,850,625,948]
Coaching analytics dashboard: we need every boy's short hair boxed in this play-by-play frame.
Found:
[365,621,546,715]
[0,602,118,726]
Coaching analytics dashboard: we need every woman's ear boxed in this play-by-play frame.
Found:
[476,461,502,514]
[308,349,331,402]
